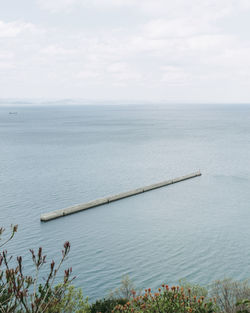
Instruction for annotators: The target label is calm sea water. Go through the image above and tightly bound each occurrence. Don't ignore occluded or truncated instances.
[0,104,250,300]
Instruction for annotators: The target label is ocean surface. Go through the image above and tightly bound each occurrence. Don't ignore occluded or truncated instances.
[0,104,250,300]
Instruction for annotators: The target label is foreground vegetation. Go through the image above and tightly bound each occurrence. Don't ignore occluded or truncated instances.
[0,225,249,313]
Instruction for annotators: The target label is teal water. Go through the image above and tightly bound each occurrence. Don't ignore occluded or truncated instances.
[0,104,250,300]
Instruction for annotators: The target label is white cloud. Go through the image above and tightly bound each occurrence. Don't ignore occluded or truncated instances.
[106,62,143,84]
[1,0,250,100]
[37,0,134,12]
[0,51,14,69]
[0,51,13,59]
[36,0,250,18]
[0,20,38,38]
[77,70,101,80]
[41,45,76,56]
[143,17,216,39]
[161,66,191,85]
[0,61,14,69]
[76,60,143,86]
[37,0,78,12]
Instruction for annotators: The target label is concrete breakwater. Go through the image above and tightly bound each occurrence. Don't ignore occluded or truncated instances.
[40,171,201,222]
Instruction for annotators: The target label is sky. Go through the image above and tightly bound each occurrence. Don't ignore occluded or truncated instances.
[1,0,250,103]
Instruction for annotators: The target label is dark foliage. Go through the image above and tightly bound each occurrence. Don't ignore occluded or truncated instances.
[90,298,128,313]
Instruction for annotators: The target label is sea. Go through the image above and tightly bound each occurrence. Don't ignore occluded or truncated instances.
[0,103,250,301]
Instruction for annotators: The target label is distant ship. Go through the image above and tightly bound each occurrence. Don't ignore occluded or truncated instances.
[9,112,18,114]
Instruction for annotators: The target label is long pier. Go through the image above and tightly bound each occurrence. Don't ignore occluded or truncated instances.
[40,171,201,222]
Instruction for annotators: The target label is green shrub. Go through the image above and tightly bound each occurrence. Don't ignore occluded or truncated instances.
[109,275,137,300]
[179,279,208,298]
[45,284,89,313]
[112,284,218,313]
[0,225,76,313]
[90,298,128,313]
[2,225,250,313]
[236,299,250,313]
[210,278,250,313]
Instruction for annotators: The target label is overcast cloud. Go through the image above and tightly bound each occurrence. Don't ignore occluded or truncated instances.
[1,0,250,102]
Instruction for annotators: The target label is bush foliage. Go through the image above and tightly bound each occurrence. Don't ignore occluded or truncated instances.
[210,278,250,313]
[90,298,128,313]
[1,225,250,313]
[0,225,88,313]
[112,285,217,313]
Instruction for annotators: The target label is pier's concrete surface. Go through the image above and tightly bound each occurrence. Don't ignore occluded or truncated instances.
[40,171,201,222]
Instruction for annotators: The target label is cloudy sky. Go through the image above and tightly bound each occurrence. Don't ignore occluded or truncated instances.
[1,0,250,103]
